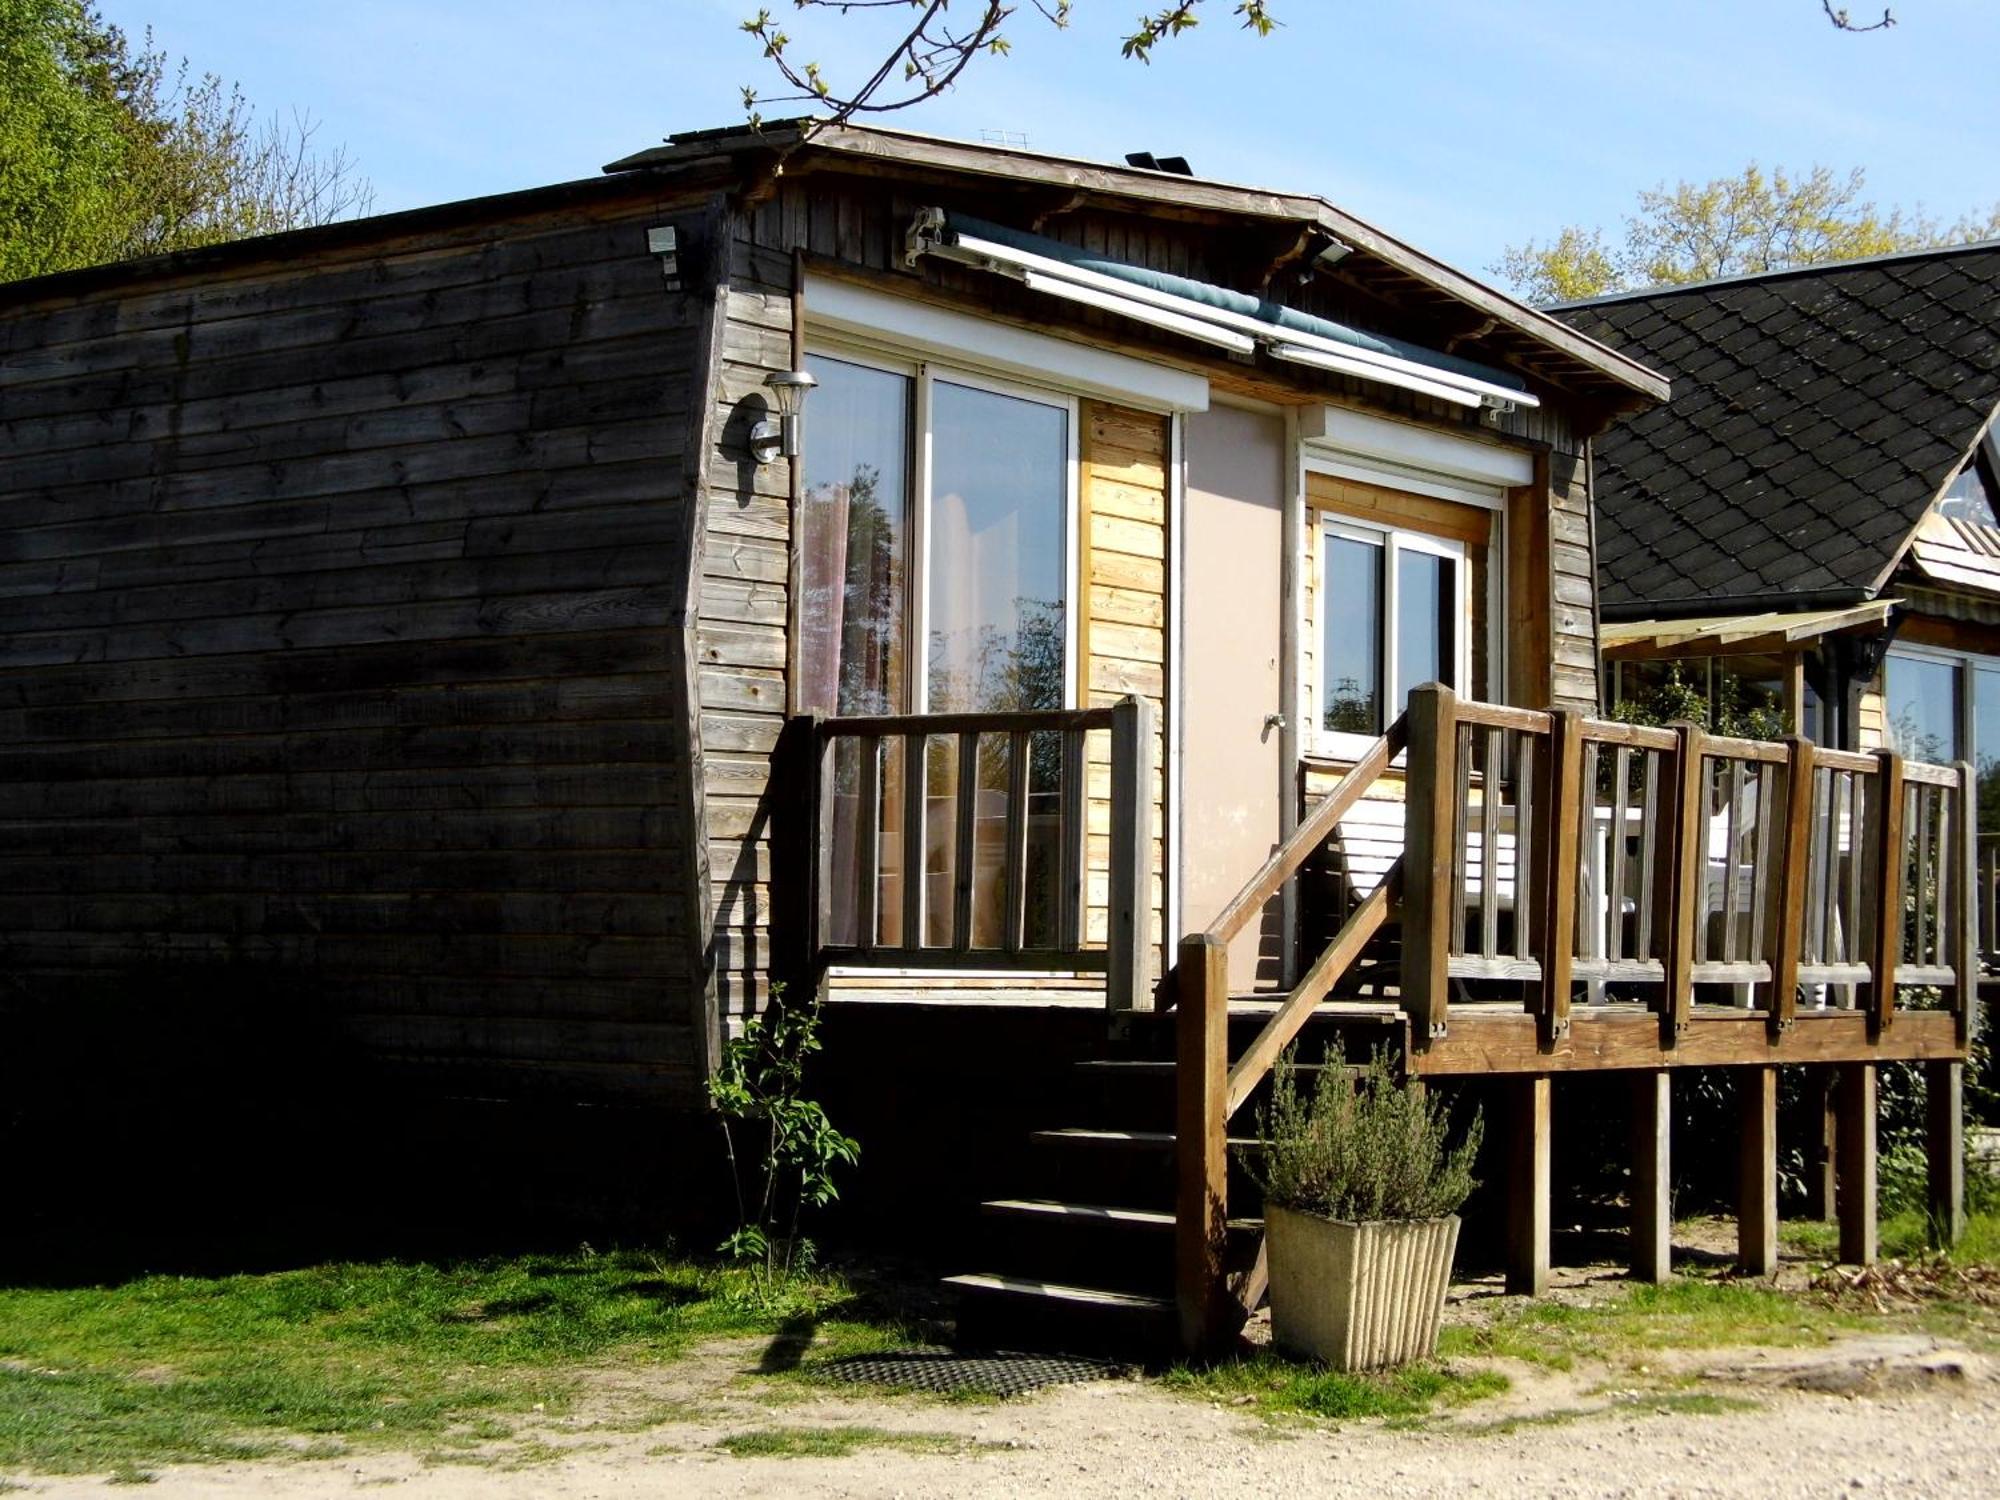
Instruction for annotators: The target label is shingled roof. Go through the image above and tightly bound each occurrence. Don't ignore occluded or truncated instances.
[1550,242,2000,618]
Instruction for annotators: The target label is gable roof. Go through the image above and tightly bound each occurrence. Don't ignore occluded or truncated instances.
[607,120,1668,411]
[1549,241,2000,617]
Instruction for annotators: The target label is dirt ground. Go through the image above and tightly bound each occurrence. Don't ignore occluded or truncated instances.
[12,1247,2000,1498]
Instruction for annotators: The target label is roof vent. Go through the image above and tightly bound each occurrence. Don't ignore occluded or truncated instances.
[1125,152,1192,176]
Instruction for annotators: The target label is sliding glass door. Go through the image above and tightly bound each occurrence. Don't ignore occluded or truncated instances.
[803,351,1075,952]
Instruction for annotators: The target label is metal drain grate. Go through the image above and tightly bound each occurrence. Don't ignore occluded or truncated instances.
[813,1347,1131,1399]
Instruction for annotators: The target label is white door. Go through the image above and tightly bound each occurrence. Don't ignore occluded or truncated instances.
[1181,405,1287,990]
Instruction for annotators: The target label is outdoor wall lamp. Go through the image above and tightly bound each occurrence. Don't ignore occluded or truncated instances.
[751,368,817,464]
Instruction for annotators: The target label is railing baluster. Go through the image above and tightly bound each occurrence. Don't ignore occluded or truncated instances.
[903,731,926,950]
[952,730,978,953]
[1868,751,1906,1034]
[1913,783,1932,969]
[1058,726,1086,950]
[1749,760,1776,984]
[1402,684,1457,1043]
[1003,730,1029,953]
[855,731,882,951]
[1609,745,1631,964]
[1934,783,1951,972]
[1663,724,1704,1042]
[1722,757,1745,964]
[1769,736,1815,1035]
[1482,726,1502,960]
[1514,733,1537,964]
[1452,723,1472,959]
[1540,710,1583,1046]
[1956,762,1978,1044]
[1579,739,1601,965]
[1107,695,1155,1013]
[1636,748,1661,960]
[1844,769,1864,971]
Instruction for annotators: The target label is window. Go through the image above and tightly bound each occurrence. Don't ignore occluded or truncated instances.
[800,350,1074,716]
[1318,515,1467,751]
[1885,645,2000,837]
[804,347,1078,952]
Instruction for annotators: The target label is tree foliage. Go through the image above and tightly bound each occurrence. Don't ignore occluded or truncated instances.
[0,0,372,283]
[741,1,1891,136]
[1498,163,2000,305]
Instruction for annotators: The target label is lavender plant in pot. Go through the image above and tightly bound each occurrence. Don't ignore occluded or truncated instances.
[1250,1048,1483,1371]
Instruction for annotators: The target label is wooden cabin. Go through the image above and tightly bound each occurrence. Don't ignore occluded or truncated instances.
[0,123,1976,1349]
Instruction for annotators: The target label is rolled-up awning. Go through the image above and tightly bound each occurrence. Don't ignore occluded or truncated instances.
[908,208,1538,412]
[1599,600,1897,660]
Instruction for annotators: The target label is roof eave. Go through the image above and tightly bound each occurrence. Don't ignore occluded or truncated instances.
[608,121,1670,406]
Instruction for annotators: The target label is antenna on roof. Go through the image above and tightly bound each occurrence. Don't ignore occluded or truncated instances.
[981,129,1029,148]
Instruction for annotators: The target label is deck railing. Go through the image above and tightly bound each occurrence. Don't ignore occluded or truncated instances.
[1174,683,1977,1353]
[806,697,1154,1010]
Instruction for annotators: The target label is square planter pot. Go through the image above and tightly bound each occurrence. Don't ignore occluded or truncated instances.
[1265,1207,1460,1371]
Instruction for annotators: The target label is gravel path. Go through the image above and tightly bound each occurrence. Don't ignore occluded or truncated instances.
[11,1330,1997,1499]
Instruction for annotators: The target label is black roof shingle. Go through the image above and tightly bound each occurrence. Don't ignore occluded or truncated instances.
[1552,243,2000,616]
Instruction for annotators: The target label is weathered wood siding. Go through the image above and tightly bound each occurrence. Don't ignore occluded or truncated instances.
[1081,400,1168,974]
[0,190,715,1106]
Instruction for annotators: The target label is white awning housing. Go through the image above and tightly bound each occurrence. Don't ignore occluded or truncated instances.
[912,210,1540,414]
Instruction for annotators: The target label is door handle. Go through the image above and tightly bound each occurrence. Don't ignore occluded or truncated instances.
[1264,713,1288,733]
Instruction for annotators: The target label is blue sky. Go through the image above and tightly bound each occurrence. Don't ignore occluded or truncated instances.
[120,0,2000,286]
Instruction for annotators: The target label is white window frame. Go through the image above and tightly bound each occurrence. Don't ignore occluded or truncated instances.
[808,338,1081,716]
[1316,513,1472,761]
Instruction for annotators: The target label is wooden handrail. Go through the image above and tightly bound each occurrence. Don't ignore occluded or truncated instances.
[822,706,1117,738]
[1224,860,1402,1119]
[1203,716,1407,947]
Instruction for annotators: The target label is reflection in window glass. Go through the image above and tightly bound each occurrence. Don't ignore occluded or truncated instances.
[1396,549,1455,705]
[926,380,1068,713]
[1323,534,1383,734]
[799,355,910,716]
[1887,653,1960,763]
[1940,462,2000,529]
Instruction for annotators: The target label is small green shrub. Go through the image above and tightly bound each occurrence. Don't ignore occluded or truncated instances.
[1249,1048,1483,1221]
[708,986,860,1299]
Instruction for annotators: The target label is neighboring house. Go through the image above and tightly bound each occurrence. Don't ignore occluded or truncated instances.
[1552,242,2000,950]
[0,123,1975,1352]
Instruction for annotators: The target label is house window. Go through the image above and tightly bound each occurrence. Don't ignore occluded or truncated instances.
[1885,644,2000,835]
[803,346,1077,953]
[800,350,1074,716]
[1319,516,1467,750]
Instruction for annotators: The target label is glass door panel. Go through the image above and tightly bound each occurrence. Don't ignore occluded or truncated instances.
[925,379,1069,713]
[800,354,911,716]
[1322,532,1384,734]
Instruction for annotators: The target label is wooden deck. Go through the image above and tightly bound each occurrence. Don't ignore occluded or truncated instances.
[802,686,1978,1355]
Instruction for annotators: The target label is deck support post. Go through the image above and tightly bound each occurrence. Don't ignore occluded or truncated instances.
[1401,684,1456,1046]
[1175,933,1231,1354]
[1927,1059,1965,1249]
[1737,1065,1779,1277]
[1835,1062,1878,1266]
[1506,1074,1552,1296]
[1631,1069,1672,1283]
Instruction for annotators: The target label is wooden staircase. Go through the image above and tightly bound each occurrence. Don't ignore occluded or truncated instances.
[944,1008,1402,1356]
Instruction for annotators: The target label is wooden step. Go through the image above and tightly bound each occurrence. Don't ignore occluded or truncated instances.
[1029,1127,1261,1150]
[943,1272,1173,1315]
[981,1198,1261,1233]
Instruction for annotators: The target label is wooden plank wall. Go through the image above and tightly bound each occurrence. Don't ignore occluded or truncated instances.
[0,192,713,1107]
[700,235,795,1025]
[1547,448,1600,709]
[1081,401,1169,979]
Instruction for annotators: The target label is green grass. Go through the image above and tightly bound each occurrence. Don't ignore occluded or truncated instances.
[1783,1208,2000,1264]
[0,1248,889,1478]
[715,1425,974,1459]
[1164,1354,1508,1422]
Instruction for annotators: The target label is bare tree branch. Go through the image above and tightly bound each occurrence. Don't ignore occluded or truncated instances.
[1821,2,1895,32]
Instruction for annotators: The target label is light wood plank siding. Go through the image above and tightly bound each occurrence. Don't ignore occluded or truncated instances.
[1081,401,1169,981]
[1547,448,1600,710]
[0,192,713,1106]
